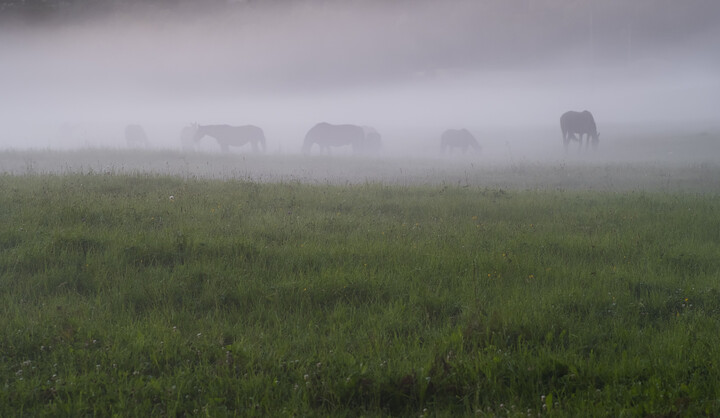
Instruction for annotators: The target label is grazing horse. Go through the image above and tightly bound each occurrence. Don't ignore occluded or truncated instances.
[441,129,481,153]
[560,110,599,151]
[359,126,382,155]
[302,122,382,155]
[125,124,149,148]
[193,124,266,153]
[180,124,198,151]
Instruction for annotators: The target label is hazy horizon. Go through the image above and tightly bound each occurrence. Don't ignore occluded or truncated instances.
[2,0,719,160]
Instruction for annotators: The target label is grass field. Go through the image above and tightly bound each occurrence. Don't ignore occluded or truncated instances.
[1,151,720,416]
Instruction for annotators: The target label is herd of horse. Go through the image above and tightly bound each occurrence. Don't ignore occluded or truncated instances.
[125,111,599,154]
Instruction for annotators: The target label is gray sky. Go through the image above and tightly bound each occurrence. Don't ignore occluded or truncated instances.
[1,0,719,153]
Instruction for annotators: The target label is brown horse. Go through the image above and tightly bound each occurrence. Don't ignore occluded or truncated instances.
[441,129,481,153]
[125,124,149,148]
[560,110,599,151]
[302,123,381,155]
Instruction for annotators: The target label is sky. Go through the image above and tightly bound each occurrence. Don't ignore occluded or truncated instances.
[1,0,719,155]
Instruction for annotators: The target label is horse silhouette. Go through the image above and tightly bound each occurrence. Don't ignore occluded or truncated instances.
[125,124,149,148]
[358,126,382,155]
[193,124,266,153]
[560,111,599,151]
[302,122,381,155]
[441,129,481,154]
[180,124,198,151]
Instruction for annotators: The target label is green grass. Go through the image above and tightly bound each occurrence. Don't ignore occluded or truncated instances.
[1,173,719,416]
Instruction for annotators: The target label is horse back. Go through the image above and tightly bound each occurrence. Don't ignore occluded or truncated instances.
[202,124,264,143]
[561,111,596,135]
[441,129,476,146]
[305,123,364,146]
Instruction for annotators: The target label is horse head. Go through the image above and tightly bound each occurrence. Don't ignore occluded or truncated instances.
[191,124,205,142]
[301,138,313,154]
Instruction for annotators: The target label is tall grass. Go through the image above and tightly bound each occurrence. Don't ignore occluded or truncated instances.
[1,173,719,416]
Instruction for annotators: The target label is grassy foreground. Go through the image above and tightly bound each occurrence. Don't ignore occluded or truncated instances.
[1,174,719,416]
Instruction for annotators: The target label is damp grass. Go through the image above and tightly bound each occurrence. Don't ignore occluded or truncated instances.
[1,173,719,416]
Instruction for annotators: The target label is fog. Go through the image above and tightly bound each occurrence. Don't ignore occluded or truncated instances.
[2,0,719,162]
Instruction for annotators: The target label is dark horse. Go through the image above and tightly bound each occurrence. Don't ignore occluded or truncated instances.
[125,124,149,148]
[193,124,266,152]
[560,110,599,151]
[441,129,481,154]
[302,122,381,155]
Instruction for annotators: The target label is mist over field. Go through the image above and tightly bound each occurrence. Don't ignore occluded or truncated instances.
[4,3,720,415]
[1,0,719,164]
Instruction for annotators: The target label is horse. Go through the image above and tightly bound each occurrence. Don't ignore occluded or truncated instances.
[358,126,382,155]
[302,122,382,155]
[560,110,599,151]
[441,129,481,154]
[193,124,266,153]
[180,124,198,151]
[125,124,149,148]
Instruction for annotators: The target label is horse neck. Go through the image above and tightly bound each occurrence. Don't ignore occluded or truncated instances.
[201,126,218,136]
[194,126,209,140]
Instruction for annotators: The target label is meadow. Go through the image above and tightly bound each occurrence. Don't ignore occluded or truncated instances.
[1,150,720,416]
